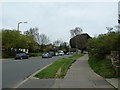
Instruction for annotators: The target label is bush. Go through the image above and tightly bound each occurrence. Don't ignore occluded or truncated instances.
[27,53,42,57]
[88,56,117,78]
[87,32,119,58]
[2,49,16,58]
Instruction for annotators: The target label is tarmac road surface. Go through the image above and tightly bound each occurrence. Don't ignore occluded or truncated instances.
[2,55,71,88]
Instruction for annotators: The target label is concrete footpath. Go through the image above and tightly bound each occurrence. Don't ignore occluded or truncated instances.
[106,78,119,89]
[18,54,117,89]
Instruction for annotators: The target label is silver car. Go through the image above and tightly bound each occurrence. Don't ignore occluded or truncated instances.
[42,53,52,58]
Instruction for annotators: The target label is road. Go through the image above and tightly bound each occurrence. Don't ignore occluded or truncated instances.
[2,55,71,88]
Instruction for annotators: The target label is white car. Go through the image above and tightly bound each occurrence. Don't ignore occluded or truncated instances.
[58,50,64,55]
[55,52,59,56]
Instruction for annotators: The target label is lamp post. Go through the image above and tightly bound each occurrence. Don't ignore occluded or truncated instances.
[17,22,28,31]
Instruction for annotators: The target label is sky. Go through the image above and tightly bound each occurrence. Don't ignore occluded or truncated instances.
[1,2,118,43]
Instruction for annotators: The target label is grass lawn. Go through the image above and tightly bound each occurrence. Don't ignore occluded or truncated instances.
[35,54,83,79]
[88,56,117,78]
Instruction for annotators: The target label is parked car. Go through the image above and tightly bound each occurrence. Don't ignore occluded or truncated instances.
[15,53,29,60]
[66,52,70,55]
[42,53,52,58]
[58,50,64,55]
[55,52,59,56]
[83,51,88,54]
[49,51,55,56]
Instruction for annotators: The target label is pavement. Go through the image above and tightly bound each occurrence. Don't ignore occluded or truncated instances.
[106,78,119,89]
[18,54,118,89]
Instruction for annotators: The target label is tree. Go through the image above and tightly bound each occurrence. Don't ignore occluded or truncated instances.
[39,34,50,45]
[59,42,69,53]
[70,27,82,38]
[2,30,22,57]
[70,33,91,53]
[2,30,20,49]
[106,27,113,33]
[70,27,83,53]
[87,31,120,58]
[24,27,40,45]
[52,39,63,52]
[2,29,39,57]
[53,39,63,47]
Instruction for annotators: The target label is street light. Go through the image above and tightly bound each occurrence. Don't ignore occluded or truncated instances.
[17,22,28,31]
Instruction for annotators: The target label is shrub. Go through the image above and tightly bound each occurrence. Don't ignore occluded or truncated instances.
[88,56,117,78]
[27,53,42,57]
[87,32,119,58]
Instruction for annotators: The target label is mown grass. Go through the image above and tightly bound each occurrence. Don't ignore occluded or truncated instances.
[35,54,83,79]
[88,57,117,78]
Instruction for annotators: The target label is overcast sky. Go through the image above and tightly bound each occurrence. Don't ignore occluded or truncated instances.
[1,2,118,43]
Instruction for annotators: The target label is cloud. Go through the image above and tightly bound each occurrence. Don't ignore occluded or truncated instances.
[2,2,118,42]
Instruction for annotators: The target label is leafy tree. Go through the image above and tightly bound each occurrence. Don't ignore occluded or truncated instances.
[70,27,83,53]
[2,30,20,49]
[87,31,120,58]
[70,33,91,53]
[2,29,39,57]
[2,30,21,57]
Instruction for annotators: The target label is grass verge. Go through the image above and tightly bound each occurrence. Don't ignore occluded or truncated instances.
[35,54,83,79]
[88,56,117,78]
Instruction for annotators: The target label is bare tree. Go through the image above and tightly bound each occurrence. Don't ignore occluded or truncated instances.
[114,25,120,34]
[39,34,50,45]
[53,39,63,47]
[70,27,82,38]
[70,29,75,38]
[24,27,40,45]
[106,27,113,33]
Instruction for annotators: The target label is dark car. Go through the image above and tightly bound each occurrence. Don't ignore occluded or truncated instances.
[15,53,29,60]
[42,53,52,58]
